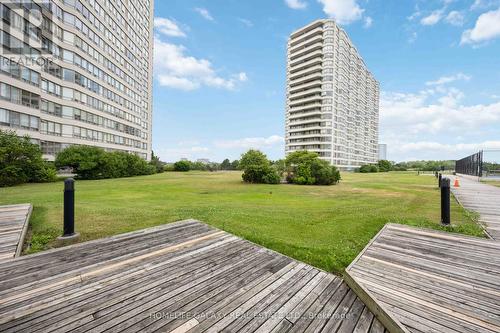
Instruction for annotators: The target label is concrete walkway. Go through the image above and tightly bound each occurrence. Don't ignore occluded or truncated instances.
[450,176,500,240]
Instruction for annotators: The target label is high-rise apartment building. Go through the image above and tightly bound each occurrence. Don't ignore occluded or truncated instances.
[285,19,379,169]
[0,0,153,160]
[378,143,387,161]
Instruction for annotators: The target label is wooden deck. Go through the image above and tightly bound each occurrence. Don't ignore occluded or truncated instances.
[450,176,500,239]
[0,219,388,333]
[345,223,500,333]
[0,204,32,262]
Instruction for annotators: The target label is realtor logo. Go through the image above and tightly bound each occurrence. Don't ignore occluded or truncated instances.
[1,0,53,57]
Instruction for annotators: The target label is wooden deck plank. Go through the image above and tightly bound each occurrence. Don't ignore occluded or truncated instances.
[0,220,385,333]
[0,204,31,262]
[346,223,500,333]
[450,176,500,240]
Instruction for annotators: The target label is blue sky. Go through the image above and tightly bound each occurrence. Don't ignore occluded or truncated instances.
[152,0,500,162]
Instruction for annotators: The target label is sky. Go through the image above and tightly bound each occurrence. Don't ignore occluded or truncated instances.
[152,0,500,163]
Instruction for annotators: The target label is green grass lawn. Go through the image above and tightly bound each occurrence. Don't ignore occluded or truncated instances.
[0,171,483,274]
[483,180,500,187]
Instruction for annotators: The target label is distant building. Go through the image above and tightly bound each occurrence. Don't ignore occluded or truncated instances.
[285,19,379,170]
[197,158,210,164]
[378,144,387,160]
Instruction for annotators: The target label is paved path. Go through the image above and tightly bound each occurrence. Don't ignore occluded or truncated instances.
[0,220,389,333]
[0,204,32,262]
[346,223,500,333]
[450,176,500,240]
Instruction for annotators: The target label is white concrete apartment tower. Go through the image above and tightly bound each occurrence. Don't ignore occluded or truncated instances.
[285,19,379,169]
[0,0,154,160]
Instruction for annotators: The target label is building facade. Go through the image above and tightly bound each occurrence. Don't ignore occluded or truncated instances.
[285,19,379,170]
[0,0,153,160]
[378,143,387,160]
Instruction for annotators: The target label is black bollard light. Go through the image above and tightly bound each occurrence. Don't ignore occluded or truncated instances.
[441,178,451,226]
[59,178,79,240]
[438,173,442,188]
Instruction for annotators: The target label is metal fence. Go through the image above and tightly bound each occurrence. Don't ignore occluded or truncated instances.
[455,151,483,177]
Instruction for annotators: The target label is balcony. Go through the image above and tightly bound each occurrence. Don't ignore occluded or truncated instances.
[289,50,323,67]
[289,95,322,107]
[288,72,322,86]
[290,26,323,45]
[289,34,323,53]
[289,102,322,113]
[289,42,323,61]
[289,80,322,94]
[288,57,323,74]
[288,87,322,99]
[288,65,322,81]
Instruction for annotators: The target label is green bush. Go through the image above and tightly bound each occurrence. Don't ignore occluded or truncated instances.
[359,164,379,173]
[285,151,340,185]
[310,159,341,185]
[55,145,155,180]
[377,160,393,172]
[239,150,280,184]
[149,152,164,173]
[163,164,175,172]
[173,160,191,171]
[0,130,56,186]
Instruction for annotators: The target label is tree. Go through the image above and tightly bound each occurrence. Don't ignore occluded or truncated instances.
[239,150,269,170]
[231,159,240,170]
[377,160,393,172]
[239,150,280,184]
[0,130,56,186]
[149,151,164,173]
[284,151,340,185]
[220,159,231,170]
[173,160,191,172]
[56,146,107,179]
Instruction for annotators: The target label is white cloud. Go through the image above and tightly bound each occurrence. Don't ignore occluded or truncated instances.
[471,0,500,10]
[420,10,444,26]
[363,16,373,28]
[157,145,211,162]
[237,72,248,82]
[154,18,186,37]
[285,0,308,10]
[425,73,471,86]
[214,135,284,149]
[154,38,247,91]
[317,0,364,25]
[445,11,465,26]
[380,87,500,160]
[408,31,418,43]
[194,7,214,21]
[237,18,254,27]
[391,141,500,161]
[461,8,500,45]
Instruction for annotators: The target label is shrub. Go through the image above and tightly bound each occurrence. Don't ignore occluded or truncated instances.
[163,164,175,172]
[285,151,340,185]
[310,159,341,185]
[55,145,155,180]
[239,150,280,184]
[377,160,393,172]
[359,164,379,173]
[173,160,191,172]
[149,152,164,173]
[0,130,56,186]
